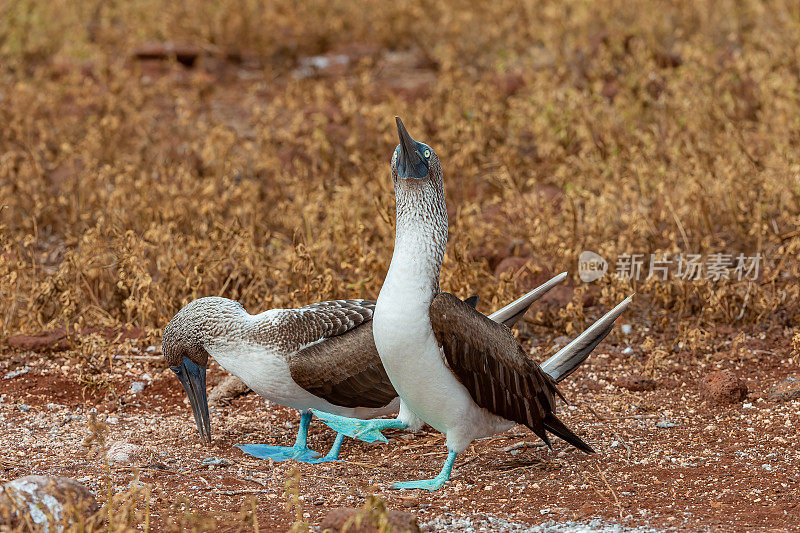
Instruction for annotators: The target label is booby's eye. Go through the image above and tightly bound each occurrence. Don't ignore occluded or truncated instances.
[423,149,431,158]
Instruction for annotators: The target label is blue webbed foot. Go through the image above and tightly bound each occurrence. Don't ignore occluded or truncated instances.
[391,450,457,491]
[391,477,449,491]
[236,411,322,462]
[235,443,321,463]
[311,410,406,443]
[307,433,345,463]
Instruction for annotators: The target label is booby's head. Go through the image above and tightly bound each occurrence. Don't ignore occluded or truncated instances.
[162,297,244,444]
[391,116,440,182]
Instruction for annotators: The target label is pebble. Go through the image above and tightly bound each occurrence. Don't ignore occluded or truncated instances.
[621,324,632,335]
[767,378,800,401]
[4,365,31,379]
[320,507,421,533]
[18,404,31,412]
[656,420,678,429]
[552,336,571,347]
[106,441,144,464]
[201,457,233,467]
[130,381,146,394]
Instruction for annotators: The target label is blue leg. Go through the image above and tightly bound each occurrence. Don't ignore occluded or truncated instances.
[236,411,321,462]
[308,432,345,463]
[391,450,458,491]
[311,409,407,443]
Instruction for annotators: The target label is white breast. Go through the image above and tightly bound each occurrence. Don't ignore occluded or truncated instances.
[374,273,512,452]
[206,340,314,410]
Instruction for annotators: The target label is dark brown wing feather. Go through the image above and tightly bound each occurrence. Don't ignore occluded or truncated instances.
[286,300,396,409]
[430,292,594,453]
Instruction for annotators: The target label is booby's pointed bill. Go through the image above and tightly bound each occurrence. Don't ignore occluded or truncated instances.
[171,357,211,444]
[487,272,568,327]
[540,294,634,382]
[395,116,428,179]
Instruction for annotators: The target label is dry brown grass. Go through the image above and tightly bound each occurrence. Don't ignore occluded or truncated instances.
[1,1,798,344]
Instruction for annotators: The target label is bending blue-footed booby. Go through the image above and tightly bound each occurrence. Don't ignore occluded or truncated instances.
[314,117,632,489]
[162,274,567,463]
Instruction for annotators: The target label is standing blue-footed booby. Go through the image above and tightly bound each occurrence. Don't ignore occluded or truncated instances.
[314,117,632,490]
[163,273,567,463]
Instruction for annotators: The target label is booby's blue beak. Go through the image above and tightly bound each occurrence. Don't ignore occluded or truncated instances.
[395,116,429,179]
[171,357,211,444]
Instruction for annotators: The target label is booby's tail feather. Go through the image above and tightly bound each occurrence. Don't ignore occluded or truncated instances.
[488,272,568,328]
[543,412,595,454]
[540,294,634,383]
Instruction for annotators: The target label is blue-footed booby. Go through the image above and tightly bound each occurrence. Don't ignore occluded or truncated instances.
[162,274,567,463]
[314,117,632,489]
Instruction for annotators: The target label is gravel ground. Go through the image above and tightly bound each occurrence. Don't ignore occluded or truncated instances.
[1,326,798,531]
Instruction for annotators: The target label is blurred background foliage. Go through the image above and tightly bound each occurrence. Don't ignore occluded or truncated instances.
[0,0,798,340]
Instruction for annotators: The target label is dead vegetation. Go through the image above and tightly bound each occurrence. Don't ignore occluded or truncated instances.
[2,0,798,339]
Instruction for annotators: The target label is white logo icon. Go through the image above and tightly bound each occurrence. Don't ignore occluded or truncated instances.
[578,251,608,282]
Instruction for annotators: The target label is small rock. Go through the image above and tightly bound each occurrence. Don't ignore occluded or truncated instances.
[541,285,574,308]
[130,381,146,394]
[700,370,748,404]
[132,41,205,67]
[208,375,251,405]
[615,377,657,392]
[622,346,633,354]
[494,256,553,292]
[621,324,632,335]
[106,441,146,465]
[468,246,511,271]
[4,365,30,379]
[320,507,420,533]
[654,49,683,68]
[201,457,233,467]
[18,404,31,412]
[656,420,678,429]
[7,330,70,352]
[400,496,419,508]
[551,336,571,348]
[0,475,98,531]
[767,378,800,401]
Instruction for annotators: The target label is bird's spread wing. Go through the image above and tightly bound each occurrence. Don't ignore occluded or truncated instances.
[286,300,396,409]
[429,292,593,453]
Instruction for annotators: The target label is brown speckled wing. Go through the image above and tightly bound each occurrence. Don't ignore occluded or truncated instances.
[287,300,396,409]
[430,292,594,453]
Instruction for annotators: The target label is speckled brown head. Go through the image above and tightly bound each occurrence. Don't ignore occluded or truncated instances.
[162,297,242,444]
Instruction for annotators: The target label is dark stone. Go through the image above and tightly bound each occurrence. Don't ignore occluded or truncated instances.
[208,375,251,405]
[320,507,420,533]
[767,378,800,401]
[615,377,657,392]
[699,370,748,404]
[7,329,70,352]
[132,42,205,67]
[494,257,552,291]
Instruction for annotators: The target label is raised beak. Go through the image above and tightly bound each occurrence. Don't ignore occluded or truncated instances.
[172,357,211,444]
[395,116,428,179]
